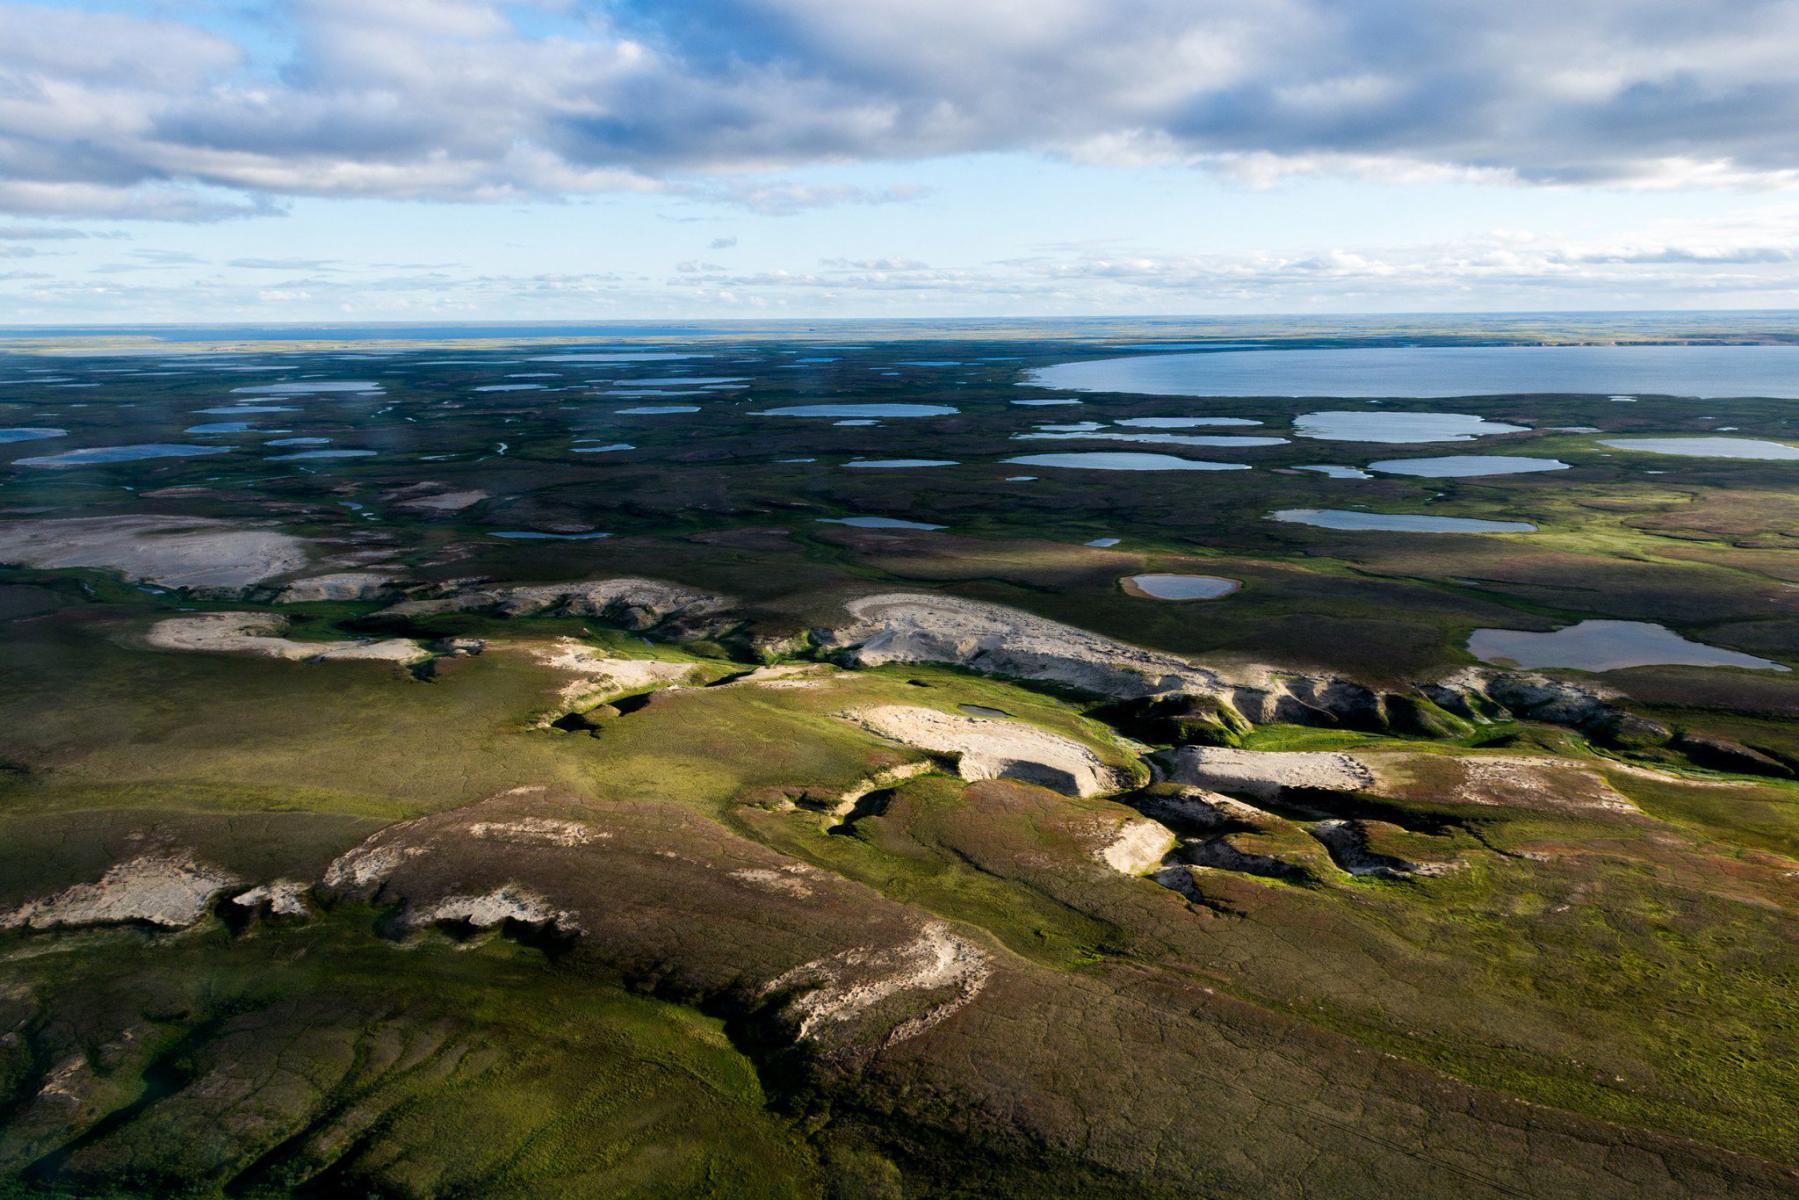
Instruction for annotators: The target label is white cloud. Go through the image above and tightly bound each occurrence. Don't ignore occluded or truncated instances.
[1,0,1797,220]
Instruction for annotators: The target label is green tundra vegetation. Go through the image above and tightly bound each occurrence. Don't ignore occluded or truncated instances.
[0,321,1795,1198]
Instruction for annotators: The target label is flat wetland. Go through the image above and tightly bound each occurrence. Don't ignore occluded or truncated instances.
[2,315,1798,1200]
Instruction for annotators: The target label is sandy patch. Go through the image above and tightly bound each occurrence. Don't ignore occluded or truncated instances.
[467,817,604,847]
[527,638,702,707]
[0,515,310,590]
[231,879,312,917]
[721,663,839,689]
[1155,746,1373,800]
[826,593,1220,700]
[147,612,429,664]
[4,854,240,930]
[1098,817,1177,874]
[271,572,400,603]
[391,487,489,512]
[763,922,991,1047]
[406,885,581,935]
[729,865,818,898]
[844,704,1128,797]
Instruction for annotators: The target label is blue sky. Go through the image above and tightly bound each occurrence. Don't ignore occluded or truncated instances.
[2,0,1798,322]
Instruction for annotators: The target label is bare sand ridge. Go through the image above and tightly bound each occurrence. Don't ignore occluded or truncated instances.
[405,886,581,936]
[827,592,1219,699]
[844,704,1128,797]
[1155,746,1374,800]
[1097,817,1177,874]
[271,571,401,602]
[230,880,312,917]
[762,922,992,1047]
[383,578,727,630]
[3,855,240,930]
[527,638,704,707]
[0,515,310,590]
[147,612,428,664]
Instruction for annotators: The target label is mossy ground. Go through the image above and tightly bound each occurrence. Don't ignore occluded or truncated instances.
[2,333,1797,1195]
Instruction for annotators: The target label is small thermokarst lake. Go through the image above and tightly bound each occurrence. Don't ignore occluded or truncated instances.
[1122,573,1240,600]
[1468,620,1788,672]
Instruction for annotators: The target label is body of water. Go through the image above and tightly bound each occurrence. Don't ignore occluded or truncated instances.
[0,427,66,443]
[1123,574,1240,600]
[1294,411,1529,442]
[1469,620,1787,672]
[1599,436,1799,460]
[759,403,957,418]
[818,516,946,530]
[1366,455,1569,477]
[1026,346,1799,398]
[1272,508,1536,533]
[1003,451,1250,471]
[15,443,221,466]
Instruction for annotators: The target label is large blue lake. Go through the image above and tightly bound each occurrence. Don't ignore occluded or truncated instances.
[1025,346,1799,399]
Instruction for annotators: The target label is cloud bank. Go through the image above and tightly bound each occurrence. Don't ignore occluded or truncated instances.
[3,0,1798,219]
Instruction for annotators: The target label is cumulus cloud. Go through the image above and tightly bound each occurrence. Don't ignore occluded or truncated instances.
[2,0,1798,220]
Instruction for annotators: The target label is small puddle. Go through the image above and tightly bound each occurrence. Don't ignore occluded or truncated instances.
[958,703,1011,718]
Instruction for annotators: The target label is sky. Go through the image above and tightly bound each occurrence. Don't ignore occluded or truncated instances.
[2,0,1798,323]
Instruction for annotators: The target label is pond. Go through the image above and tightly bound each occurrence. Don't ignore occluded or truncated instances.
[817,516,946,530]
[573,442,634,453]
[530,352,701,362]
[1468,620,1788,672]
[1271,508,1536,533]
[14,443,223,467]
[1114,416,1262,428]
[489,531,613,540]
[1024,345,1799,398]
[185,422,256,433]
[1598,437,1799,461]
[1294,411,1530,443]
[0,428,66,443]
[232,380,383,395]
[1297,464,1372,479]
[268,449,378,460]
[845,459,958,468]
[1366,455,1569,477]
[616,405,700,415]
[1002,452,1250,472]
[758,403,959,418]
[1014,431,1287,448]
[1122,574,1240,600]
